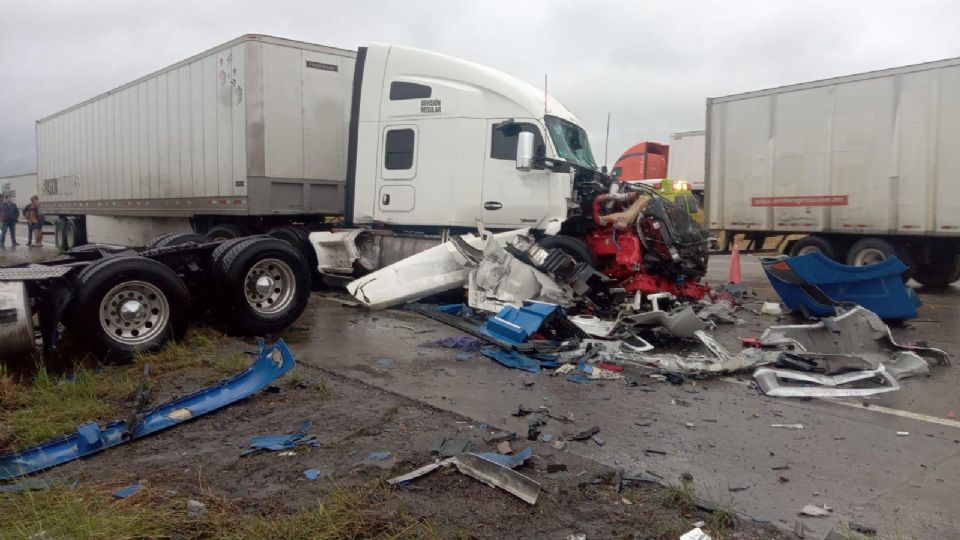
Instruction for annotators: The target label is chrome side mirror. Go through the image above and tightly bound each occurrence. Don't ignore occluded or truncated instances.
[516,131,534,171]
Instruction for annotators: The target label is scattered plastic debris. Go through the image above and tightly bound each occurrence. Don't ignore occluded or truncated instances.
[474,447,533,469]
[760,302,782,316]
[799,503,832,517]
[679,527,713,540]
[303,469,329,480]
[896,431,910,437]
[112,482,143,499]
[245,421,313,455]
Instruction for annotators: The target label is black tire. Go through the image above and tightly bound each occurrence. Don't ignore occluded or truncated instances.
[150,232,209,249]
[146,233,175,248]
[913,254,960,288]
[268,226,319,285]
[207,237,255,274]
[789,235,836,260]
[206,223,249,241]
[213,237,310,335]
[54,219,68,252]
[539,234,596,267]
[846,237,897,267]
[70,256,191,361]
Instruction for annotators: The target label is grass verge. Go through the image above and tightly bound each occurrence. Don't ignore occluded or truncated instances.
[0,481,442,540]
[1,327,252,451]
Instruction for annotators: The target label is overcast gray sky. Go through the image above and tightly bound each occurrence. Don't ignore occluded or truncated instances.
[1,0,959,177]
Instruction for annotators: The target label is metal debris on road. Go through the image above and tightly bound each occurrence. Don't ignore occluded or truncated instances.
[770,423,804,430]
[387,452,541,505]
[754,365,901,398]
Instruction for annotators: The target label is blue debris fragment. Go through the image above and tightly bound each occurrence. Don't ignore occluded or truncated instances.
[377,357,393,367]
[481,347,541,373]
[0,340,296,481]
[304,469,321,480]
[762,253,921,319]
[245,420,313,454]
[485,302,560,344]
[112,483,142,498]
[566,375,592,384]
[362,451,392,464]
[454,351,473,361]
[473,446,533,469]
[540,433,556,443]
[422,336,484,350]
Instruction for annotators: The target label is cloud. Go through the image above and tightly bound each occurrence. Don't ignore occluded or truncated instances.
[1,0,958,176]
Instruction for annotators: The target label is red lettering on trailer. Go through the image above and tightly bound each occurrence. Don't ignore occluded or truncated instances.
[751,195,848,207]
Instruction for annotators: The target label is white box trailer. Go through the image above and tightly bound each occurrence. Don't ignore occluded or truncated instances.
[37,35,356,235]
[666,130,705,194]
[0,173,39,221]
[706,56,960,286]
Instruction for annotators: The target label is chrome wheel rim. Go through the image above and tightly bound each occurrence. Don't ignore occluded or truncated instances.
[99,280,169,345]
[853,248,886,266]
[796,245,822,256]
[244,258,295,314]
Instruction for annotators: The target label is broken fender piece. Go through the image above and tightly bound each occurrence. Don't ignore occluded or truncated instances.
[0,340,295,480]
[754,365,900,398]
[625,306,705,338]
[473,447,533,469]
[387,453,541,504]
[466,233,575,313]
[348,229,528,309]
[760,306,950,365]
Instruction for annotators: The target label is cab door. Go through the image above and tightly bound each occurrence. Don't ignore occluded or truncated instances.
[375,125,418,218]
[481,120,552,228]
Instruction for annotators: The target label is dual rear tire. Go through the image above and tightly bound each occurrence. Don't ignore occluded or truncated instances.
[70,236,310,360]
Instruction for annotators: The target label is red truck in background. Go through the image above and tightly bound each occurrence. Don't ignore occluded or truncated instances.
[610,142,669,181]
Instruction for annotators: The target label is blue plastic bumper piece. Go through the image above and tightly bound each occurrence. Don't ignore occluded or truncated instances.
[0,339,295,480]
[485,302,561,344]
[761,253,920,320]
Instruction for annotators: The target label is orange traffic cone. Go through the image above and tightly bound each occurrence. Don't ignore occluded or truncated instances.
[728,238,742,284]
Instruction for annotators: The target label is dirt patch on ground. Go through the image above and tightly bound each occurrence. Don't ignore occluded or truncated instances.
[4,355,787,539]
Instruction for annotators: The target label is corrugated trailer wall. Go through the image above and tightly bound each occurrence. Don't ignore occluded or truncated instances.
[707,58,960,237]
[37,41,248,212]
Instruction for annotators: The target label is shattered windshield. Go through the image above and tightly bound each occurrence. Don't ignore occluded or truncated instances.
[545,115,597,170]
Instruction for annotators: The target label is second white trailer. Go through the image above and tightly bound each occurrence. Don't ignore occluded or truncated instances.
[707,56,960,286]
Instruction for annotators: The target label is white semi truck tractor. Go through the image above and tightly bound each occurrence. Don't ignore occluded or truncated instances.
[0,35,608,360]
[6,34,713,360]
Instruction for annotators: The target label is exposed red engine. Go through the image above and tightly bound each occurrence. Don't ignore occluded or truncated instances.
[583,190,711,300]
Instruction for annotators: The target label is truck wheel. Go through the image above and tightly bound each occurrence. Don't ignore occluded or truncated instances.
[789,236,835,260]
[54,219,69,252]
[912,254,960,288]
[213,237,310,335]
[846,237,896,267]
[206,224,248,241]
[71,256,191,361]
[539,234,597,267]
[150,233,209,248]
[268,226,319,285]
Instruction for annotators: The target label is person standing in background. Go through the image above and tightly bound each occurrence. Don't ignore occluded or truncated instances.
[0,195,19,247]
[23,195,43,247]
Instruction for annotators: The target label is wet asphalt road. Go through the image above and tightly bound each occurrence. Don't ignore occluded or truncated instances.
[292,254,959,539]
